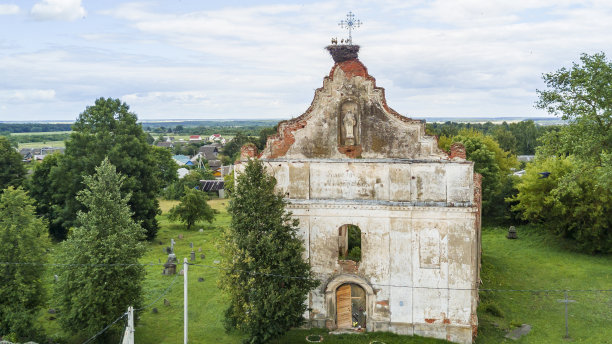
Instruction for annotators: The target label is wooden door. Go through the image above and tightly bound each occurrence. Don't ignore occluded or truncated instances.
[336,284,352,329]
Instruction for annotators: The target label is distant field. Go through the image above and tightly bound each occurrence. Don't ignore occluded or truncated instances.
[11,131,72,136]
[18,140,65,149]
[152,134,235,142]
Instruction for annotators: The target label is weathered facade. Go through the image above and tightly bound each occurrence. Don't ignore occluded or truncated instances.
[238,45,481,344]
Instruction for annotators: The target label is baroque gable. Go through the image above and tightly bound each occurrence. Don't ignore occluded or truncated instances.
[261,48,448,160]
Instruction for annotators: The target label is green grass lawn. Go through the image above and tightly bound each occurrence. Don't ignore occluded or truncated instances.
[36,202,611,344]
[476,226,612,344]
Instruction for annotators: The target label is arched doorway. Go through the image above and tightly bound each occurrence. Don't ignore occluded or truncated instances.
[336,283,366,329]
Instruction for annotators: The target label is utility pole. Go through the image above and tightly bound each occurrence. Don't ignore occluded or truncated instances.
[184,257,188,344]
[122,306,134,344]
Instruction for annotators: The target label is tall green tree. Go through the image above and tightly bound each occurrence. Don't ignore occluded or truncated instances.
[151,145,179,191]
[44,98,164,240]
[512,156,612,253]
[222,131,257,163]
[162,168,214,200]
[536,52,612,162]
[0,187,49,341]
[221,159,318,344]
[54,159,146,338]
[445,129,519,221]
[0,137,26,191]
[508,120,540,155]
[492,126,518,154]
[512,53,612,252]
[168,188,216,230]
[28,153,67,240]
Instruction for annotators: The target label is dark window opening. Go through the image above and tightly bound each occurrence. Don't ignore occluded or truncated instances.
[339,224,361,262]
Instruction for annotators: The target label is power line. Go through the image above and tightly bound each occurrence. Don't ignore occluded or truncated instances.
[187,262,317,280]
[0,261,165,267]
[80,312,127,344]
[135,272,181,311]
[2,261,611,293]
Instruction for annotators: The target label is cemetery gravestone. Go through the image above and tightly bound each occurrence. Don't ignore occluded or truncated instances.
[507,226,518,239]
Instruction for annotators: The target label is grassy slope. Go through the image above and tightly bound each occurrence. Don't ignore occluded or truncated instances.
[476,226,612,344]
[135,199,244,344]
[37,202,611,344]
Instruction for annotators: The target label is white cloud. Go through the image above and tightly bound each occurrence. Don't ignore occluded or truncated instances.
[122,91,210,105]
[5,1,612,120]
[0,89,56,102]
[0,4,19,15]
[30,0,86,21]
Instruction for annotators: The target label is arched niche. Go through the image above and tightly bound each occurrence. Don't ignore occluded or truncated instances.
[338,100,360,147]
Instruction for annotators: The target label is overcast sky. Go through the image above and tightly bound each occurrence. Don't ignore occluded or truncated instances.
[1,0,611,121]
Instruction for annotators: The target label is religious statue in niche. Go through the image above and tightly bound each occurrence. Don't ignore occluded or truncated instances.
[340,101,359,146]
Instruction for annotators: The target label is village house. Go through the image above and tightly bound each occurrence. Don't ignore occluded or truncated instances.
[155,141,174,149]
[189,135,202,142]
[208,133,227,145]
[237,44,481,344]
[172,154,194,166]
[19,147,65,162]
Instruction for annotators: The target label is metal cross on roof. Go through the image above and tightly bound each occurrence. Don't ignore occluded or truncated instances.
[338,11,362,45]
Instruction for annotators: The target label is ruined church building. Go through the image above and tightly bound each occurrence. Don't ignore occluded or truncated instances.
[239,44,482,344]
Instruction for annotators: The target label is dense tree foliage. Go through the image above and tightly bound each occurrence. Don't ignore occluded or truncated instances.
[536,52,612,163]
[172,142,205,156]
[442,129,519,221]
[1,132,70,145]
[0,137,26,191]
[0,123,72,133]
[218,126,276,165]
[151,146,179,191]
[28,153,66,240]
[168,188,216,230]
[256,126,277,151]
[512,156,612,253]
[221,159,318,344]
[223,171,235,197]
[54,159,146,338]
[143,120,276,136]
[0,187,49,341]
[36,98,165,240]
[162,168,214,200]
[513,53,612,253]
[428,120,553,155]
[221,132,258,163]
